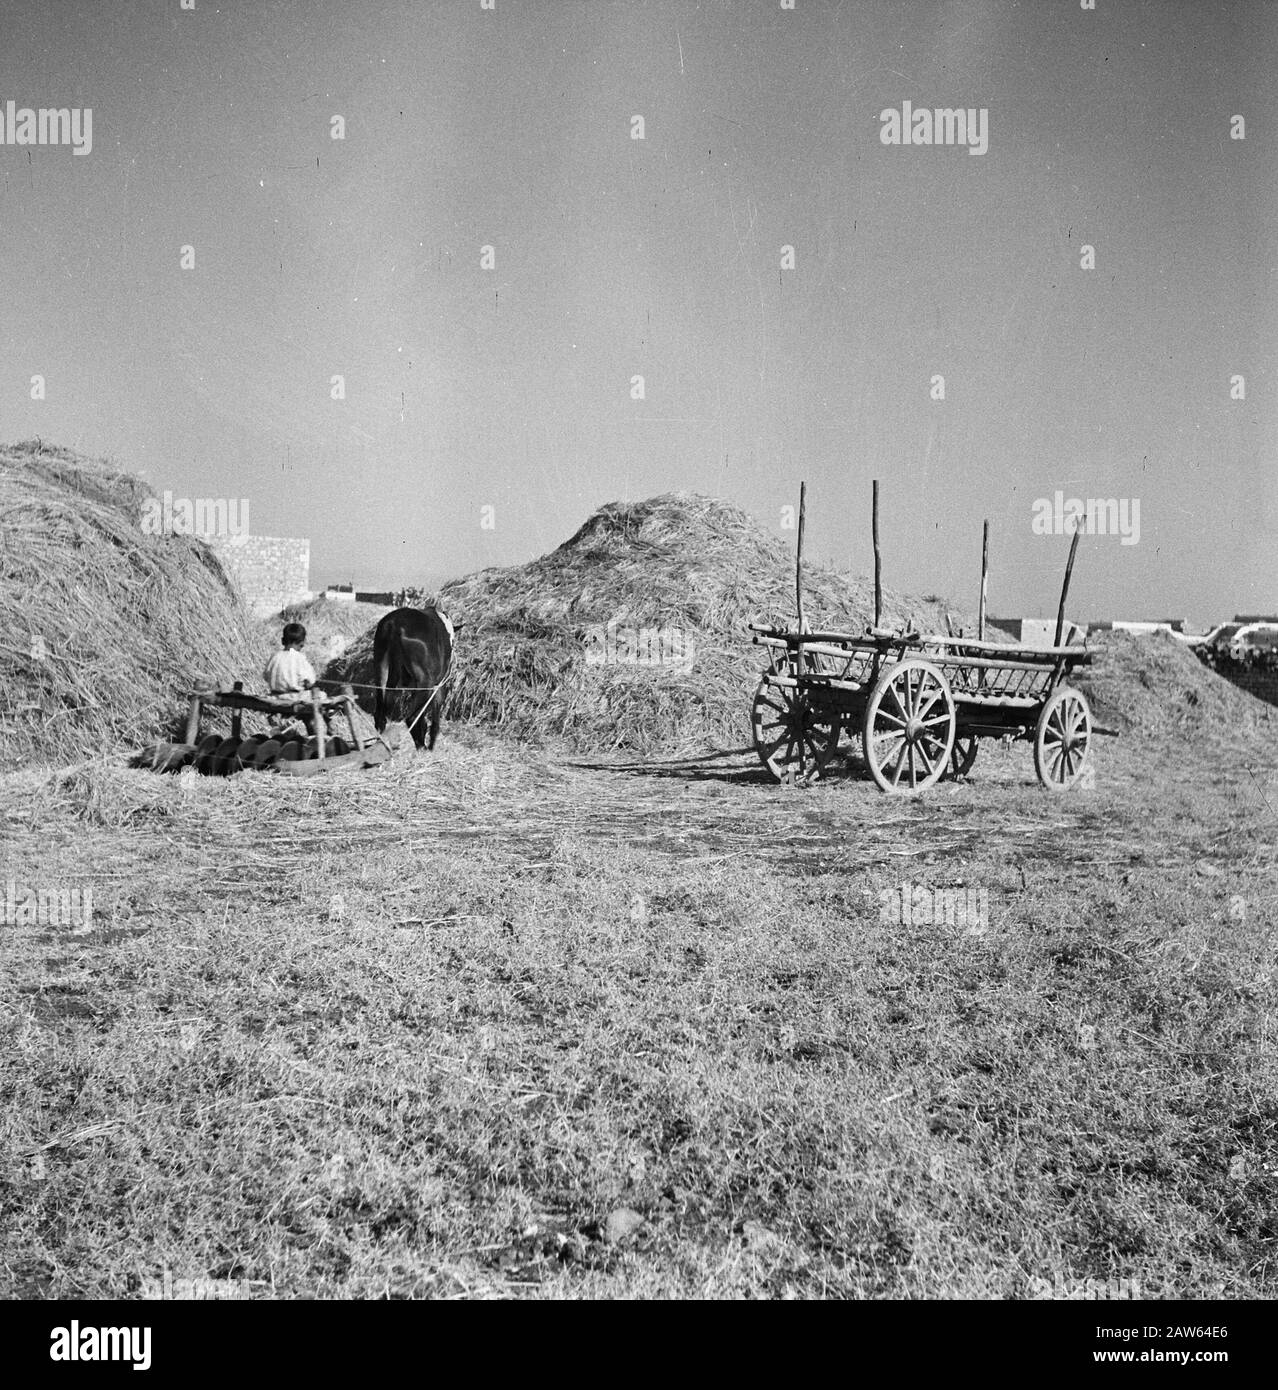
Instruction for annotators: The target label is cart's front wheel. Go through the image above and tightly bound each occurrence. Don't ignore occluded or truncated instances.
[861,658,955,793]
[1034,687,1092,790]
[751,675,840,783]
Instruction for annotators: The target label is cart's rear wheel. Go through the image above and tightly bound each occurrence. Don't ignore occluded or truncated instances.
[751,675,841,783]
[943,734,979,781]
[862,658,955,793]
[1034,687,1092,790]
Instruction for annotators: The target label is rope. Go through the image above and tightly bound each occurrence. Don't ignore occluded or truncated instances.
[268,661,454,737]
[373,653,455,736]
[318,672,452,694]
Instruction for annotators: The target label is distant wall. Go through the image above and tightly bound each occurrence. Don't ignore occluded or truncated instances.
[207,534,311,618]
[1089,619,1187,634]
[989,617,1086,645]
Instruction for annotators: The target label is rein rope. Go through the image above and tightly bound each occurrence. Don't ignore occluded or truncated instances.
[370,652,455,737]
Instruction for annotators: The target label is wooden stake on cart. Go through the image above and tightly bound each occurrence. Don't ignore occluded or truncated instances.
[794,481,807,778]
[872,479,883,628]
[1054,525,1082,648]
[978,520,989,641]
[795,480,807,633]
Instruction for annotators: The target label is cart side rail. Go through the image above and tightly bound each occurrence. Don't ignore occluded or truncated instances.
[750,621,1092,665]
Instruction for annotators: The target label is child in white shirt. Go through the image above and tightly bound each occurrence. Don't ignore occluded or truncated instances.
[264,622,317,694]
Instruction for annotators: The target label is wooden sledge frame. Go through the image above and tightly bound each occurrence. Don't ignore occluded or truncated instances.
[168,681,392,775]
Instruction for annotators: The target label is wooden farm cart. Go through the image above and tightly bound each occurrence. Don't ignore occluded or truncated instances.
[748,481,1097,793]
[136,682,393,776]
[748,624,1094,791]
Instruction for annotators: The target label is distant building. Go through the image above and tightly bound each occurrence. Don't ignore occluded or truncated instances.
[207,534,311,618]
[320,585,395,605]
[988,617,1086,646]
[1088,619,1187,635]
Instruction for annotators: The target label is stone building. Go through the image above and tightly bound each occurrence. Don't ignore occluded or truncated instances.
[206,534,312,618]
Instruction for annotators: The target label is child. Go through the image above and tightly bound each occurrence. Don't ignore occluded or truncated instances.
[263,622,317,694]
[263,621,336,739]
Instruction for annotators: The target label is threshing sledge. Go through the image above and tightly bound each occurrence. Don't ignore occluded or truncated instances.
[750,483,1097,793]
[137,683,392,776]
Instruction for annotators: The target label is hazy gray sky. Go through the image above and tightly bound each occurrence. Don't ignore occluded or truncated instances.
[1,0,1274,623]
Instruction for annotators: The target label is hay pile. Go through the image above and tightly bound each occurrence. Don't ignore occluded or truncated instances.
[0,440,270,769]
[1076,631,1275,740]
[275,596,393,664]
[323,492,978,754]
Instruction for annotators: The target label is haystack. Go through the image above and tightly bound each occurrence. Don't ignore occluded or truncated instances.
[276,596,393,664]
[1076,630,1273,739]
[0,440,269,769]
[322,492,979,754]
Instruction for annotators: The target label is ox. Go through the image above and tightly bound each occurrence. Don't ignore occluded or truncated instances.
[373,606,460,752]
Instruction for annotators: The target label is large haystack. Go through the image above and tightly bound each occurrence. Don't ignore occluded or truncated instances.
[0,440,270,769]
[1077,630,1274,739]
[323,492,979,754]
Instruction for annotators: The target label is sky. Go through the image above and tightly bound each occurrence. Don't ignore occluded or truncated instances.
[1,0,1274,624]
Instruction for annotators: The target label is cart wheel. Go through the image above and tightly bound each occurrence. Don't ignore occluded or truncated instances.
[751,675,841,783]
[861,658,955,793]
[1034,687,1092,790]
[943,734,979,781]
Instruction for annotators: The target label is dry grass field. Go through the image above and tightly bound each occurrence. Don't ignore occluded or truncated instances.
[3,444,1275,1301]
[2,720,1275,1300]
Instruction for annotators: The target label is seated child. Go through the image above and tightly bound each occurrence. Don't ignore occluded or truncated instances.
[264,622,317,694]
[263,623,327,736]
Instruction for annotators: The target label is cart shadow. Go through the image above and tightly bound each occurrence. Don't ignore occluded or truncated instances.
[566,746,883,787]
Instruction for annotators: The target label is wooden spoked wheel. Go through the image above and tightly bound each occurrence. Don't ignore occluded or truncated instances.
[861,659,956,793]
[1034,687,1092,790]
[751,675,841,783]
[943,734,979,781]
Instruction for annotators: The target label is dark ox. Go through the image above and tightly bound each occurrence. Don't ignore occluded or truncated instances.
[373,606,460,751]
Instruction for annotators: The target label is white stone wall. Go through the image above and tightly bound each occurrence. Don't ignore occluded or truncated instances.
[207,534,311,618]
